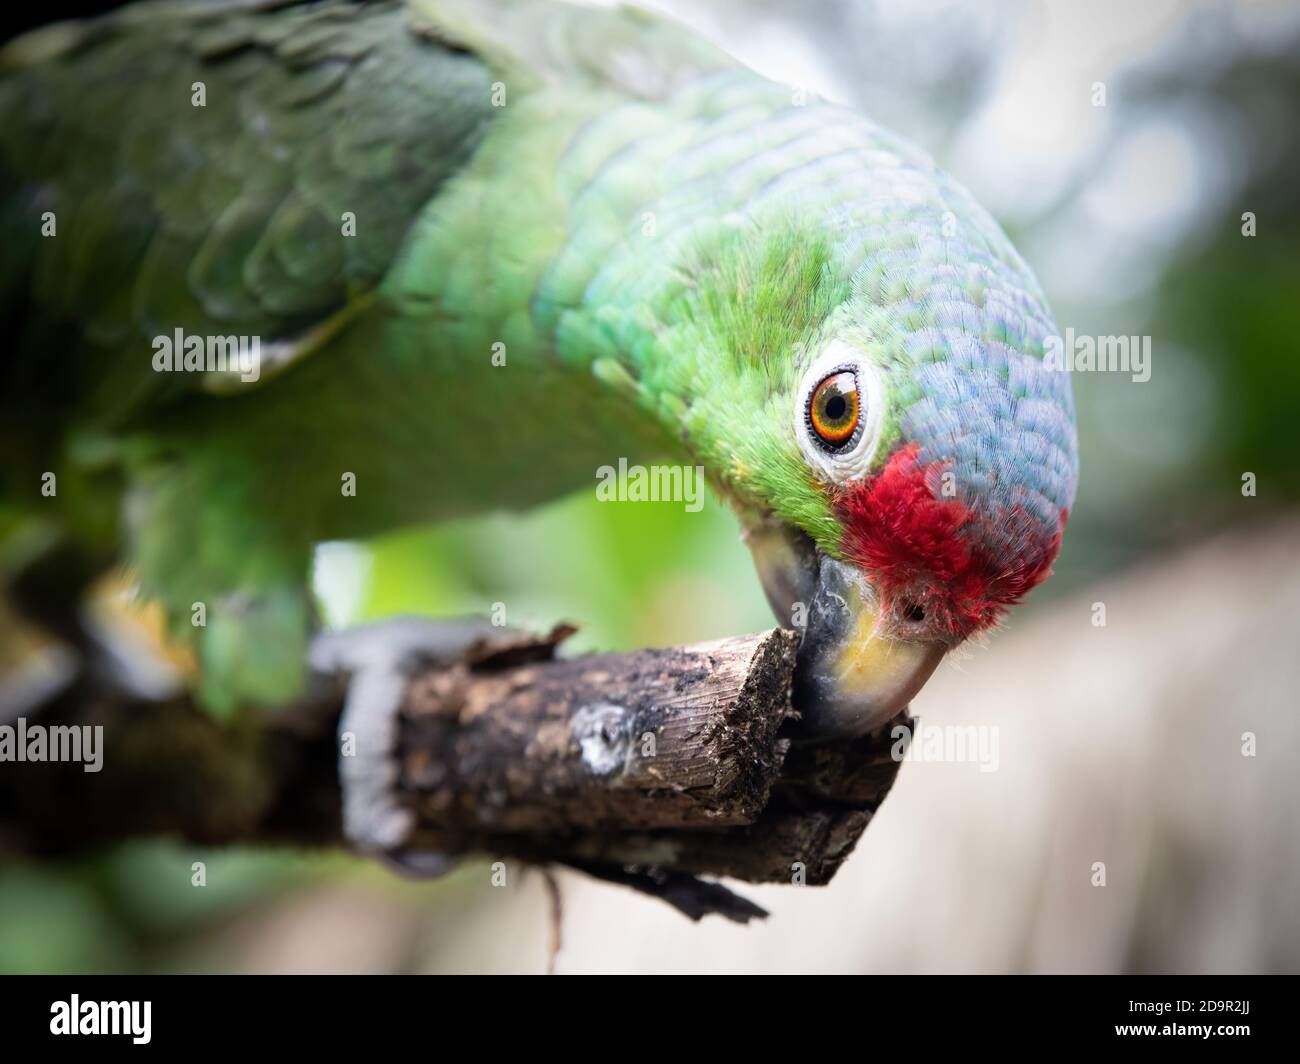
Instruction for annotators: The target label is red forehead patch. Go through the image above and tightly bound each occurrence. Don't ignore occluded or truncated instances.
[834,443,1066,640]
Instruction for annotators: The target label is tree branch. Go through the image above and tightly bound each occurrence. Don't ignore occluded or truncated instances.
[0,626,908,922]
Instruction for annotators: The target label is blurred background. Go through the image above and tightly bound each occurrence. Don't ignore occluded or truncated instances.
[2,0,1298,973]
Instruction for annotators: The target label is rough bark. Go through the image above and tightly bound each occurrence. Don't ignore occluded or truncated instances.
[0,626,908,922]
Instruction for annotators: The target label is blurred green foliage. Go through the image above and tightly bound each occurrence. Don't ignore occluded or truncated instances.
[357,491,772,650]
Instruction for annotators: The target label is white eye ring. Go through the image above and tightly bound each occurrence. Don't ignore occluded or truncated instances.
[794,339,886,484]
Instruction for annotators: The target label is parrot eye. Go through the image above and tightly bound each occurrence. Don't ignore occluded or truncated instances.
[808,371,860,450]
[794,340,887,484]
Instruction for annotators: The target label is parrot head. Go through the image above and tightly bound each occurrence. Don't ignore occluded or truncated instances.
[680,200,1078,739]
[560,93,1078,739]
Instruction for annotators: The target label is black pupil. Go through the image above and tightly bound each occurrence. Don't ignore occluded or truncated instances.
[824,394,847,421]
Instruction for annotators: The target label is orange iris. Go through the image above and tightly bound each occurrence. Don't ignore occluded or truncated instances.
[809,371,859,446]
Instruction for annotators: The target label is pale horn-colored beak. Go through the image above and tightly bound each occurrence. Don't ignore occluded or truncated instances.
[746,521,946,740]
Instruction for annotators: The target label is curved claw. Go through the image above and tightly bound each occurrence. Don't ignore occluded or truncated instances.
[311,616,510,860]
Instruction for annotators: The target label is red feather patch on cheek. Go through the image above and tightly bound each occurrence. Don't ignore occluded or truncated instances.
[835,443,1065,640]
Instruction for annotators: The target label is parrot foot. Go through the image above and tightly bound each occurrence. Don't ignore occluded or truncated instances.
[309,616,514,868]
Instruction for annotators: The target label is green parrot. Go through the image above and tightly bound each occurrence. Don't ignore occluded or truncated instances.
[0,0,1077,855]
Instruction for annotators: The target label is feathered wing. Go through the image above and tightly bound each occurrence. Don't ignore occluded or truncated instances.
[0,0,497,433]
[0,0,738,710]
[0,0,504,708]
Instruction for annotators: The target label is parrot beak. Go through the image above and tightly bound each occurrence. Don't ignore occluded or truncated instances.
[746,521,946,739]
[790,553,946,738]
